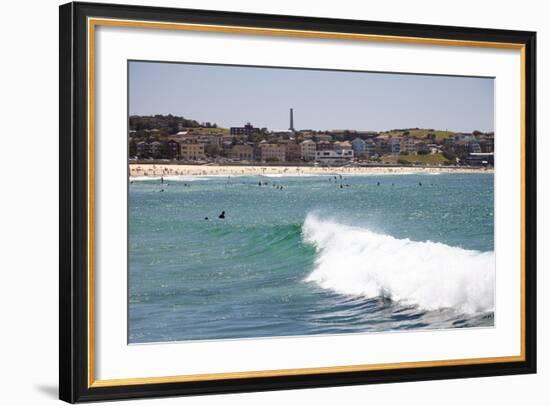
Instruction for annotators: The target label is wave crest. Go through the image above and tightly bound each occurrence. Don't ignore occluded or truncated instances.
[302,214,494,313]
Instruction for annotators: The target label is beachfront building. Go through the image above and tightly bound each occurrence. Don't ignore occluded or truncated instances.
[351,137,366,155]
[389,138,401,155]
[229,144,254,161]
[149,141,162,158]
[479,138,494,153]
[400,137,416,153]
[136,141,161,158]
[180,143,206,161]
[167,140,180,159]
[285,142,301,161]
[259,143,286,162]
[365,139,376,157]
[334,141,352,151]
[466,152,494,166]
[300,139,317,161]
[468,142,482,153]
[316,140,333,151]
[315,149,354,165]
[375,138,389,155]
[136,141,148,157]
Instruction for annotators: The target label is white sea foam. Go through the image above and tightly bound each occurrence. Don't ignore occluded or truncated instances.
[302,214,494,314]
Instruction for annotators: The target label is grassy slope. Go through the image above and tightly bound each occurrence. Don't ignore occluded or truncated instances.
[383,153,450,165]
[380,129,455,140]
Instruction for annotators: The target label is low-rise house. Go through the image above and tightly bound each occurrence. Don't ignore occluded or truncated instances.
[315,134,333,142]
[177,134,200,144]
[415,142,430,154]
[454,133,477,143]
[427,143,441,154]
[443,137,456,148]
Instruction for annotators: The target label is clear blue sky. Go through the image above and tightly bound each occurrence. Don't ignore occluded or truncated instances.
[129,61,494,132]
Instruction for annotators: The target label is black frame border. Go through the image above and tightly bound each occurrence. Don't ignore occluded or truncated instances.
[59,1,536,403]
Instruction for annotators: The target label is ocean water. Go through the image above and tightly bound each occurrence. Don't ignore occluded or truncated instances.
[128,172,495,344]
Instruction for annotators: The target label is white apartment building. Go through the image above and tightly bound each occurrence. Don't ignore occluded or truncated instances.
[315,149,354,165]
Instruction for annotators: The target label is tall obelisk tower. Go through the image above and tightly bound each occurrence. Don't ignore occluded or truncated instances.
[289,108,295,132]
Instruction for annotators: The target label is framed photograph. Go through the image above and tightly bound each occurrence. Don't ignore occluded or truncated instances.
[59,1,536,403]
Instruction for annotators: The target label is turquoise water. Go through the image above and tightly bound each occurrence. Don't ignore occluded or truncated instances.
[129,173,494,343]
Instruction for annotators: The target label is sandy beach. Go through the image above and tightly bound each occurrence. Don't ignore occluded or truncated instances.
[129,163,493,178]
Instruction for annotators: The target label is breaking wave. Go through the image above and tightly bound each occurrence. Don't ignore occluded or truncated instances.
[302,214,494,314]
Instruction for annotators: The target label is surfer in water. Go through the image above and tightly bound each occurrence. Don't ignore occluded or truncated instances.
[218,211,226,219]
[161,176,164,185]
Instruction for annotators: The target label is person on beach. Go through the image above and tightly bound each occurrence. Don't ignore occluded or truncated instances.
[218,211,226,219]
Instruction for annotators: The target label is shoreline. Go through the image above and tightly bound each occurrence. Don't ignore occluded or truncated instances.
[129,163,493,177]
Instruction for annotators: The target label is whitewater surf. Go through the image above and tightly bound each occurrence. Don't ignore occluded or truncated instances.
[303,214,495,314]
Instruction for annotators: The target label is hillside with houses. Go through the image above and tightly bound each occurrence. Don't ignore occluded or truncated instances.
[129,114,494,167]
